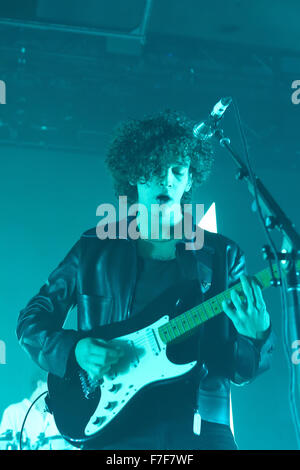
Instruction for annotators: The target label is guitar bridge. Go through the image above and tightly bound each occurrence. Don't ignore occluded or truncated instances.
[79,370,101,399]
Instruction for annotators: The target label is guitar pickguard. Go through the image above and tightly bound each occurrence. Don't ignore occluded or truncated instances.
[84,315,197,436]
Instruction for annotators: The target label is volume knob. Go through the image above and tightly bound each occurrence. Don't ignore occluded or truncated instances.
[92,416,106,426]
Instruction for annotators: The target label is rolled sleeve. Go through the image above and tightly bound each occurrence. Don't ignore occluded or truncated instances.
[17,239,82,378]
[231,326,276,385]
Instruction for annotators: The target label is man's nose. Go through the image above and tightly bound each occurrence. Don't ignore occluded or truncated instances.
[159,168,173,187]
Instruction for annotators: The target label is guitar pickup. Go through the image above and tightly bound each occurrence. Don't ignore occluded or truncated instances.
[105,371,117,380]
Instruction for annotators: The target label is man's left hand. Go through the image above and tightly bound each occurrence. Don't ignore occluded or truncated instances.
[222,274,271,340]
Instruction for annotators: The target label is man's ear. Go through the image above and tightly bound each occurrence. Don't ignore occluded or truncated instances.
[134,177,147,185]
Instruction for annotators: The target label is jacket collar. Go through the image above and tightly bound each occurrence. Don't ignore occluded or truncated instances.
[121,215,214,290]
[113,214,203,244]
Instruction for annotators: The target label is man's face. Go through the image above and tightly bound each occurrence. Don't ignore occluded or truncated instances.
[136,160,192,225]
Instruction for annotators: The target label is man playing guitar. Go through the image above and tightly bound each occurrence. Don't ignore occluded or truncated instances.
[17,110,274,450]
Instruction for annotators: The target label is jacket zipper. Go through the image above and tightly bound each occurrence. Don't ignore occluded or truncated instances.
[126,240,137,319]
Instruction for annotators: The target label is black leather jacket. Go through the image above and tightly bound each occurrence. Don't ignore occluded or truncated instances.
[17,218,275,428]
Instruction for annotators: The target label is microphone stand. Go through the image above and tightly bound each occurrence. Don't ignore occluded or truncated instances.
[213,125,300,447]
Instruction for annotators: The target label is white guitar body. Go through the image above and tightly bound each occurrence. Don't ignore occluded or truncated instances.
[85,315,197,436]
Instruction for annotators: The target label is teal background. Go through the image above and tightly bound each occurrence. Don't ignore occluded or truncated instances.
[0,0,299,449]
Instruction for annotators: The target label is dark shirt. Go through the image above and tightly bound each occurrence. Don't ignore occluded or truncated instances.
[131,256,181,317]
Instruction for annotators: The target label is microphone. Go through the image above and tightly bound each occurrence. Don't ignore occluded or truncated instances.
[193,96,232,140]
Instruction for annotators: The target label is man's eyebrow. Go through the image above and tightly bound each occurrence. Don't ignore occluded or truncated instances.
[172,161,190,168]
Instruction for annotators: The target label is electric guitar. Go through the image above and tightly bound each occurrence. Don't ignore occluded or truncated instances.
[47,260,292,448]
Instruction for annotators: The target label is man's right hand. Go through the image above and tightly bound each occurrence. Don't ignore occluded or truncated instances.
[75,337,123,381]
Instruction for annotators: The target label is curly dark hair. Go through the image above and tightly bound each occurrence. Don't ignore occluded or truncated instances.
[105,109,214,204]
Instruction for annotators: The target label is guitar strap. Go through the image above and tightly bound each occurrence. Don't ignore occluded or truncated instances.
[194,377,231,434]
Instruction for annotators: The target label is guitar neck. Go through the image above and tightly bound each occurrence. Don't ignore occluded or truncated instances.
[157,259,300,345]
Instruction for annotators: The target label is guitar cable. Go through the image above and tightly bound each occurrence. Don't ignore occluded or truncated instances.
[19,391,48,450]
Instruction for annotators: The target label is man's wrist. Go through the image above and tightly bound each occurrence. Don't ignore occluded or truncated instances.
[241,323,271,344]
[255,328,270,341]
